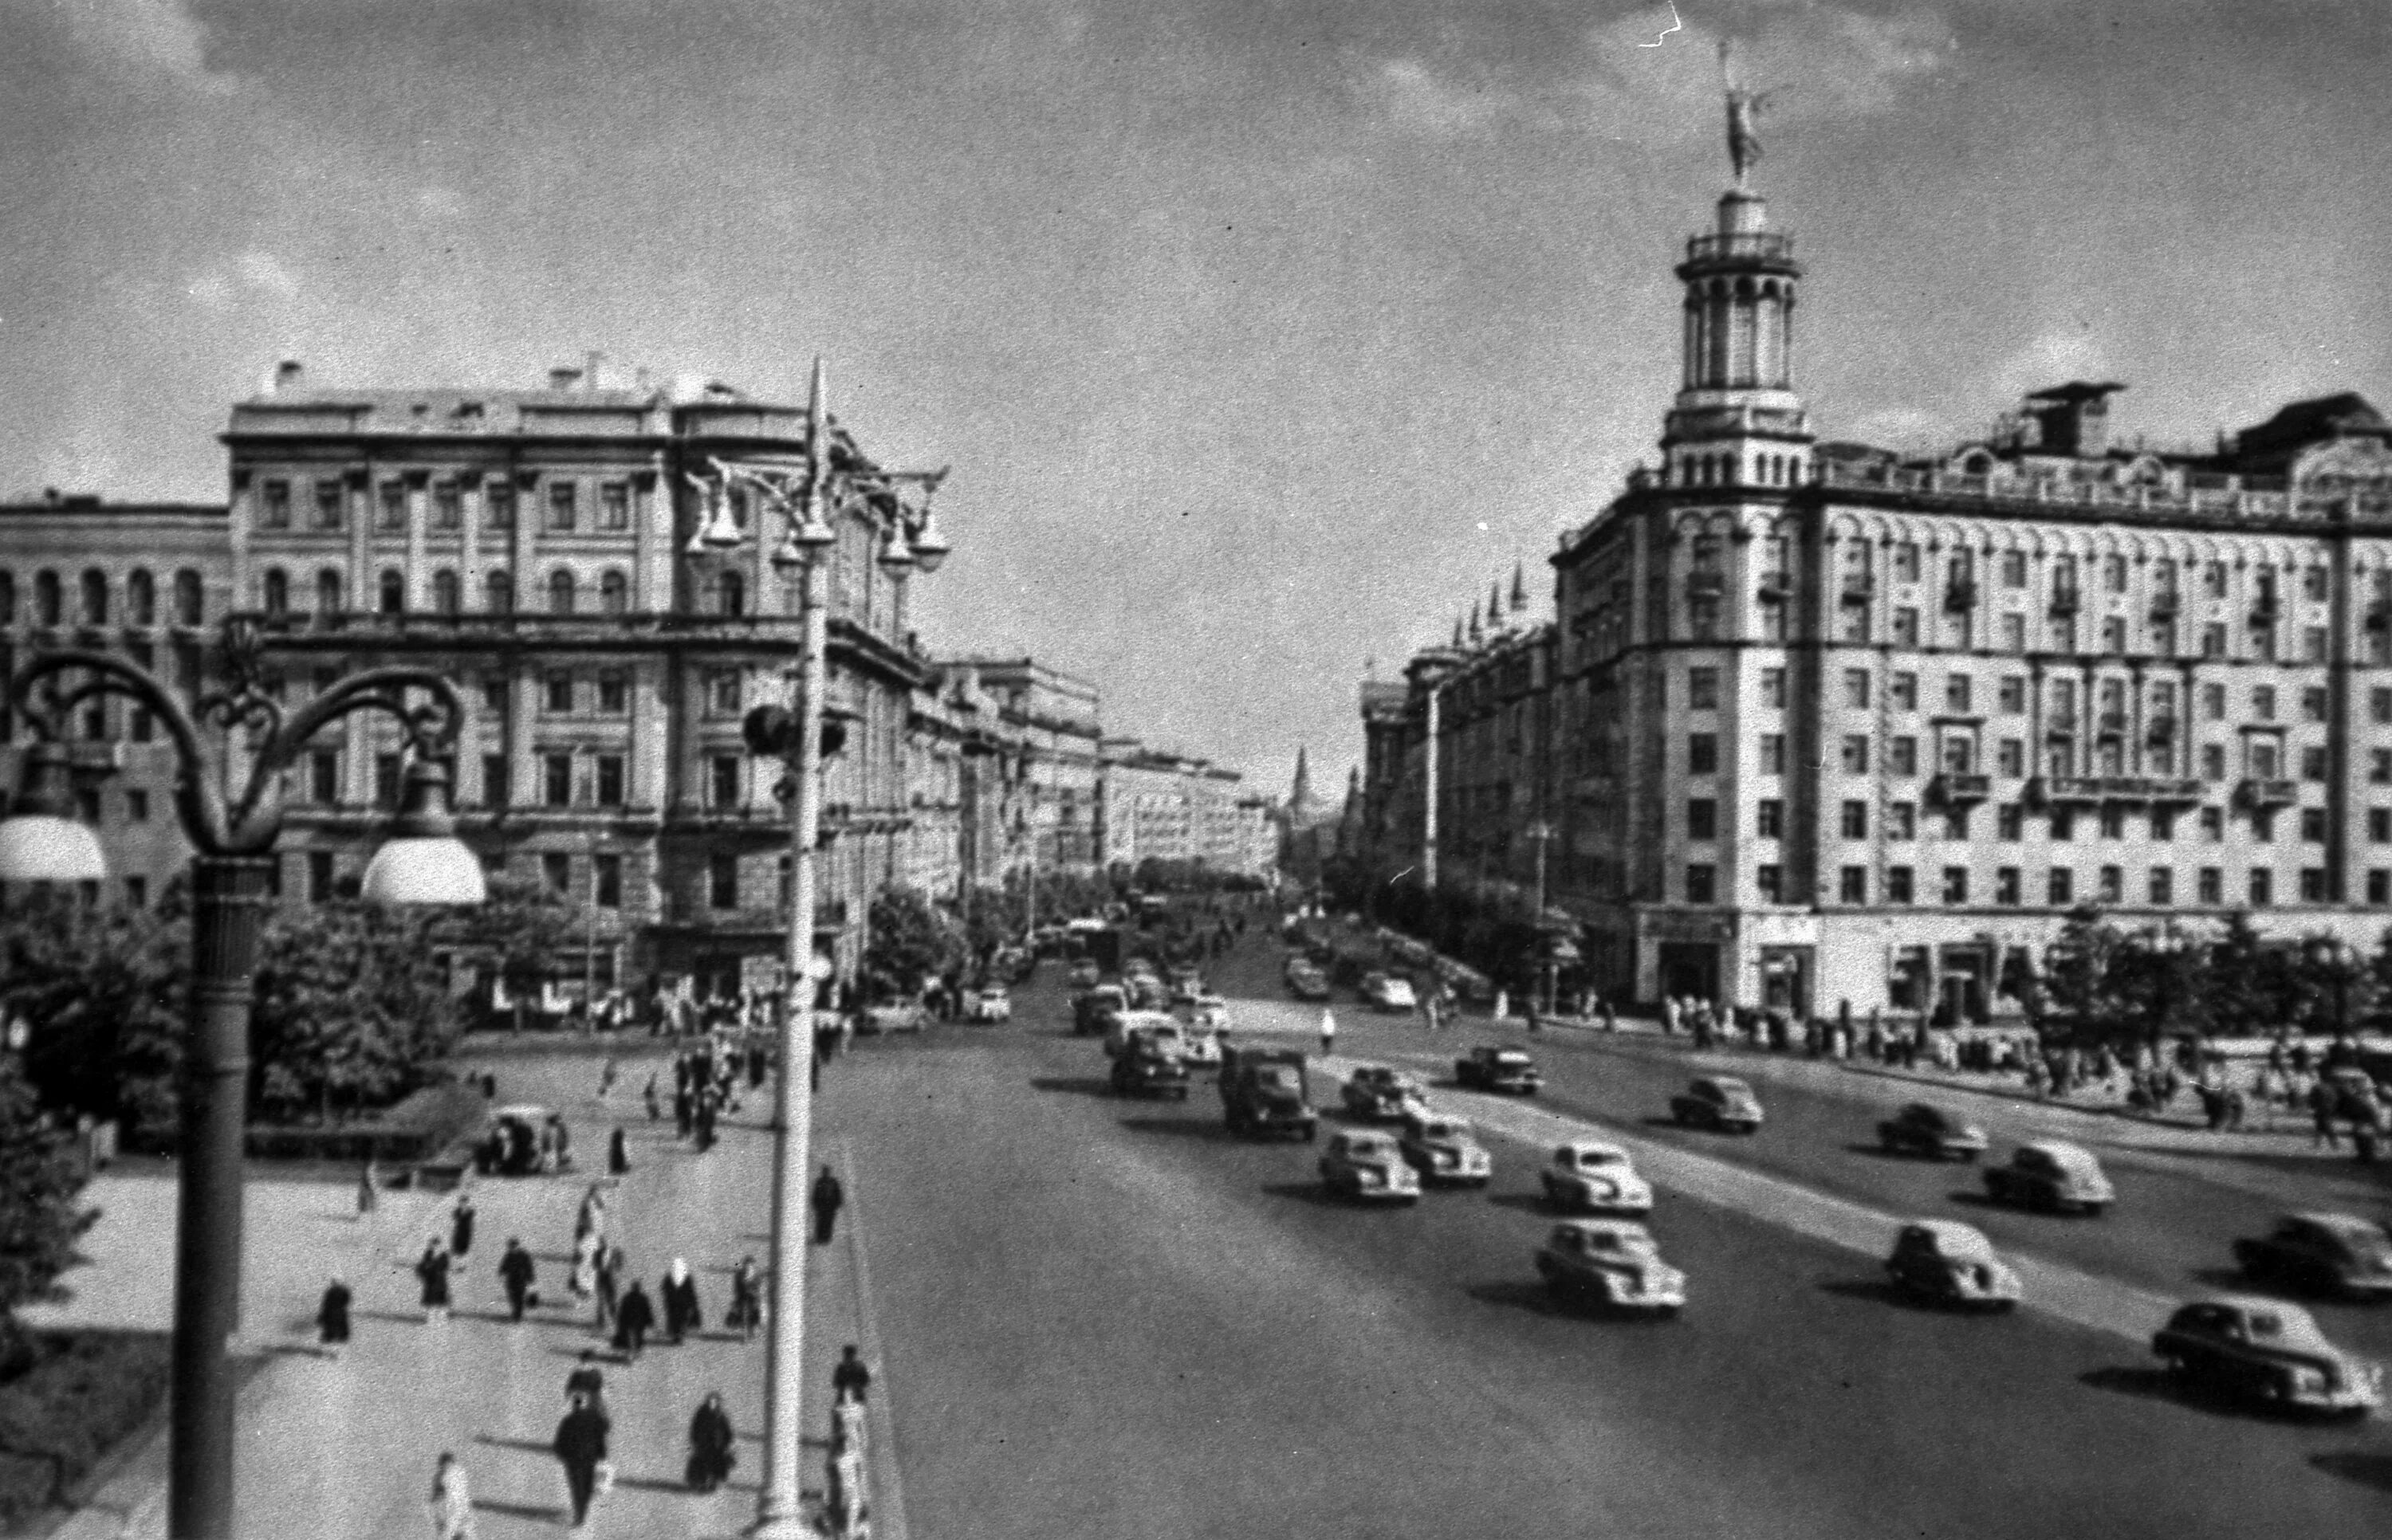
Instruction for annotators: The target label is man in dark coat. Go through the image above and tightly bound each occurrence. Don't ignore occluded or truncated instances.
[613,1279,655,1361]
[675,1085,694,1140]
[565,1349,606,1414]
[811,1164,844,1245]
[415,1240,453,1322]
[694,1094,718,1153]
[553,1393,609,1530]
[317,1277,352,1357]
[450,1194,477,1260]
[686,1392,736,1492]
[608,1126,630,1177]
[499,1238,538,1322]
[832,1343,872,1404]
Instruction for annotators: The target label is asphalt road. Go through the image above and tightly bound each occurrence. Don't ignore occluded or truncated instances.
[824,927,2392,1540]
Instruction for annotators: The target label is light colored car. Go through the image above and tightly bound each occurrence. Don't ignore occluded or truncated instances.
[1319,1129,1422,1203]
[966,986,1011,1023]
[1185,994,1232,1032]
[1178,1023,1223,1067]
[2233,1212,2392,1301]
[1286,963,1332,1001]
[1534,1220,1686,1314]
[1167,965,1204,1002]
[1341,1065,1427,1121]
[1540,1140,1653,1216]
[1398,1111,1493,1186]
[1669,1076,1764,1133]
[1983,1140,2114,1215]
[1883,1220,2021,1310]
[1360,972,1418,1012]
[2152,1297,2383,1418]
[1106,1011,1186,1061]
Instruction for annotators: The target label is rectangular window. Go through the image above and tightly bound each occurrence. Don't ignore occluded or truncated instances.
[2099,806,2126,839]
[2047,867,2073,906]
[2305,627,2327,662]
[123,875,147,911]
[1839,866,1867,904]
[377,483,407,532]
[2105,553,2127,592]
[433,485,462,531]
[710,670,742,717]
[2200,806,2224,841]
[2202,744,2227,781]
[1688,734,1718,775]
[260,481,291,528]
[544,752,572,807]
[1758,734,1785,775]
[542,852,572,897]
[1994,867,2020,906]
[596,673,628,714]
[2152,808,2175,841]
[1892,607,1919,646]
[1688,666,1719,710]
[2051,809,2074,841]
[594,854,623,909]
[1840,734,1869,774]
[1757,865,1783,904]
[600,483,631,532]
[2198,866,2222,904]
[545,672,574,713]
[1686,799,1717,840]
[1684,864,1716,904]
[2372,807,2392,843]
[486,483,516,530]
[547,482,578,532]
[1997,803,2023,841]
[1997,738,2024,777]
[1886,802,1916,840]
[1843,668,1871,709]
[2254,808,2276,843]
[1760,667,1786,709]
[1942,866,1968,904]
[709,754,742,808]
[1944,674,1973,713]
[708,854,739,909]
[124,788,149,823]
[2101,617,2125,654]
[2001,552,2026,588]
[2253,685,2276,720]
[2097,864,2123,903]
[1840,799,1868,839]
[2374,686,2392,725]
[2202,623,2226,658]
[482,752,509,808]
[2302,686,2328,722]
[1890,673,1917,712]
[2301,807,2327,843]
[594,754,624,807]
[1996,675,2024,713]
[2201,682,2225,721]
[2300,867,2328,902]
[307,851,336,903]
[2370,870,2390,906]
[1757,799,1784,839]
[2001,613,2025,652]
[2301,745,2327,781]
[2249,868,2272,907]
[480,674,507,711]
[1894,542,1921,582]
[1889,737,1918,776]
[313,481,344,530]
[2147,866,2172,906]
[1885,866,1914,905]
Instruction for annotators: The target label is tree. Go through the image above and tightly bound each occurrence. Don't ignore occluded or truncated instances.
[436,873,579,1030]
[2200,913,2306,1038]
[861,887,961,1001]
[2037,907,2138,1043]
[250,902,458,1123]
[0,891,183,1142]
[0,1052,95,1375]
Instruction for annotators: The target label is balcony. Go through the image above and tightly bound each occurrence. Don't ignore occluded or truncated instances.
[2150,591,2179,621]
[2096,710,2129,737]
[2028,775,2205,807]
[1684,569,1725,600]
[1756,571,1792,603]
[1839,575,1875,605]
[2146,716,2178,744]
[1683,230,1797,265]
[2048,587,2080,616]
[2249,597,2280,627]
[2235,777,2299,809]
[1926,772,1991,806]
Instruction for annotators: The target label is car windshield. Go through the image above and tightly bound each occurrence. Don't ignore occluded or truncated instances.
[2244,1313,2284,1338]
[1576,1149,1623,1169]
[1253,1067,1299,1091]
[1713,1078,1753,1098]
[1494,1052,1530,1066]
[1419,1122,1465,1140]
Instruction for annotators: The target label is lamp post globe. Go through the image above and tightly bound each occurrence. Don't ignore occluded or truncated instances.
[0,743,108,884]
[358,759,486,906]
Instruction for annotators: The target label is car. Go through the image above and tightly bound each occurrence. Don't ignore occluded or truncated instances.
[858,1002,925,1035]
[1286,965,1332,1001]
[1340,1065,1427,1122]
[1106,1012,1187,1061]
[1127,975,1170,1011]
[2232,1212,2392,1301]
[1166,964,1204,1001]
[965,986,1012,1024]
[1183,993,1232,1032]
[2151,1297,2383,1418]
[1454,1046,1544,1094]
[1318,1129,1422,1203]
[1178,1023,1223,1068]
[474,1105,568,1176]
[1883,1220,2021,1310]
[1397,1111,1493,1186]
[1111,1040,1191,1100]
[1359,972,1418,1012]
[1669,1076,1764,1133]
[1540,1140,1653,1216]
[1982,1141,2114,1215]
[1072,984,1127,1036]
[1534,1220,1686,1314]
[1875,1102,1988,1161]
[1066,960,1101,991]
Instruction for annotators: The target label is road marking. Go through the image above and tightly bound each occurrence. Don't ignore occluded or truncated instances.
[837,1138,910,1540]
[1308,1051,2181,1348]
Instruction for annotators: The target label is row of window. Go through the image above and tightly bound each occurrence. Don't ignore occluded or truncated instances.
[1706,862,2392,909]
[1698,666,2392,726]
[255,478,635,535]
[259,566,746,619]
[1695,799,2392,844]
[0,568,206,628]
[1836,546,2349,602]
[1699,732,2322,784]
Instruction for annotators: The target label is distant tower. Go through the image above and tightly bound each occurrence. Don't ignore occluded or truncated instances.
[1662,88,1813,489]
[1509,560,1527,615]
[1288,744,1317,825]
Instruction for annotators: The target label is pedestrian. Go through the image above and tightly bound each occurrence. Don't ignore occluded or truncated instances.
[675,1085,694,1140]
[694,1093,718,1152]
[832,1342,872,1404]
[536,1120,558,1175]
[748,1043,769,1089]
[450,1193,477,1260]
[608,1126,629,1177]
[576,1184,607,1243]
[415,1239,454,1323]
[662,1257,702,1342]
[565,1349,606,1414]
[643,1073,662,1122]
[830,1394,867,1459]
[571,1230,600,1301]
[686,1391,737,1492]
[356,1159,379,1218]
[426,1452,476,1540]
[499,1237,537,1322]
[550,1115,572,1170]
[728,1255,762,1341]
[811,1164,845,1246]
[594,1241,623,1334]
[2310,1078,2341,1149]
[317,1276,352,1358]
[553,1392,609,1532]
[1318,1008,1337,1059]
[597,1057,618,1100]
[613,1278,655,1360]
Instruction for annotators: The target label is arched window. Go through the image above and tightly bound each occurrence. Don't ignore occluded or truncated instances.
[80,569,108,625]
[599,569,628,615]
[717,570,745,618]
[262,568,289,615]
[377,569,404,615]
[173,569,203,626]
[0,571,14,627]
[317,568,345,614]
[486,569,514,614]
[35,571,62,627]
[431,569,460,615]
[547,569,576,615]
[128,569,154,625]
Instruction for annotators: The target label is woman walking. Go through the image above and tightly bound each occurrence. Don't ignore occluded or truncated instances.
[317,1276,352,1359]
[685,1392,736,1492]
[608,1126,630,1177]
[415,1239,453,1324]
[426,1452,475,1540]
[613,1277,656,1361]
[449,1193,477,1261]
[727,1255,763,1341]
[661,1257,702,1343]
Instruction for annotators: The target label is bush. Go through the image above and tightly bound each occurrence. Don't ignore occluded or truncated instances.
[232,1082,485,1165]
[0,1330,171,1525]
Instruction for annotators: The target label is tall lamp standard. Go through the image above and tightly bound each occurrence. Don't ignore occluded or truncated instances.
[689,359,948,1539]
[0,625,484,1540]
[1524,819,1558,1016]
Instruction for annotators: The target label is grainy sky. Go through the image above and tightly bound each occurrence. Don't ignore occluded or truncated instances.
[4,2,2389,801]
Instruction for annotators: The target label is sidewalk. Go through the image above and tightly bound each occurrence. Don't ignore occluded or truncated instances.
[33,1052,899,1540]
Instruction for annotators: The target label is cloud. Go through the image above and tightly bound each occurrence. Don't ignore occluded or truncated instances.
[184,249,300,309]
[1990,328,2117,403]
[29,0,237,94]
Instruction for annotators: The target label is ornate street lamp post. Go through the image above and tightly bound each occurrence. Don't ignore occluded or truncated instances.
[0,627,483,1540]
[688,358,947,1538]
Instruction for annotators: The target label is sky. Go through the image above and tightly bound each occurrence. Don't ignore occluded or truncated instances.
[4,1,2390,803]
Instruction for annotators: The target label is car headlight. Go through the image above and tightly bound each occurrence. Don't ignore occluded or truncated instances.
[2290,1367,2330,1395]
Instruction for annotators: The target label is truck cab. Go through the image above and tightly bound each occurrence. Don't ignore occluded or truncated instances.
[1219,1045,1318,1141]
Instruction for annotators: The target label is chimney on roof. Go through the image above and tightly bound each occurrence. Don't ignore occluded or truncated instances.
[549,366,582,391]
[2024,381,2126,458]
[275,360,305,393]
[584,351,604,392]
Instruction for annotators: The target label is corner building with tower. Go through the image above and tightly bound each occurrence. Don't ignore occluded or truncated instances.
[1359,143,2392,1025]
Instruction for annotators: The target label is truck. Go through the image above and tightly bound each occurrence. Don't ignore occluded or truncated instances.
[1080,925,1123,977]
[1219,1045,1318,1141]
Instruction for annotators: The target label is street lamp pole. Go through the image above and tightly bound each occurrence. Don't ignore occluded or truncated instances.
[0,630,482,1540]
[700,359,948,1539]
[1525,819,1556,1016]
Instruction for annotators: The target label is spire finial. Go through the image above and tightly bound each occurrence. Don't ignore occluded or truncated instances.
[1721,40,1768,189]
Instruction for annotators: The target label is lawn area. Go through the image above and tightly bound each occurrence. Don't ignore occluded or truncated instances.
[0,1330,169,1533]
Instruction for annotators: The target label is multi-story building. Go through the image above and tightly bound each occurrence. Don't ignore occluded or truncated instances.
[942,656,1104,878]
[1361,128,2392,1024]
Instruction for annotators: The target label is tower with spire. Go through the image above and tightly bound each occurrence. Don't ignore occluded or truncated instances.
[1288,744,1317,826]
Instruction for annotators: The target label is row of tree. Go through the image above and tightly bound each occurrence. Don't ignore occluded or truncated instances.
[2033,909,2391,1045]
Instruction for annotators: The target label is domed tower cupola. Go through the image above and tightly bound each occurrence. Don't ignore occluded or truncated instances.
[1661,87,1814,492]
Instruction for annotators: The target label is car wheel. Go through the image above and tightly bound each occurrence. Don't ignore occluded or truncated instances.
[2081,1203,2107,1219]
